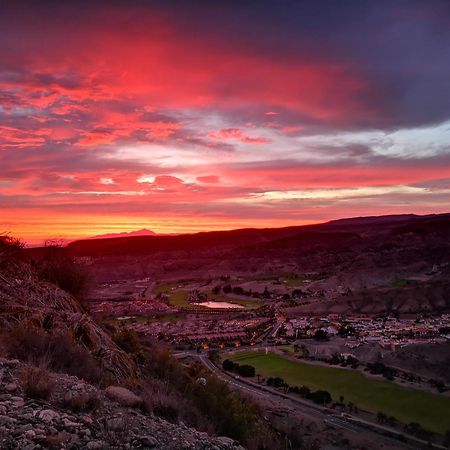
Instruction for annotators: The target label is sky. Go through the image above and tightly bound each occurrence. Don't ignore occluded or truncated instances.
[1,0,450,244]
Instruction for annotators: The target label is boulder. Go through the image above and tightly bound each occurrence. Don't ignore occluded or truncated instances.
[105,386,142,407]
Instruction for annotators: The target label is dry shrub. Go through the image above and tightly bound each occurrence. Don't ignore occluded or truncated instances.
[5,325,103,384]
[0,234,24,267]
[112,328,141,355]
[61,391,102,413]
[35,244,91,299]
[20,366,55,400]
[98,414,131,447]
[141,379,188,424]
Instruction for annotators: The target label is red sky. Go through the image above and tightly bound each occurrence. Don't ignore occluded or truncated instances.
[1,1,450,243]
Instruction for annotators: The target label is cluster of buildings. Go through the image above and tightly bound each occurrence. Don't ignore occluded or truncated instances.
[275,314,450,350]
[129,316,274,347]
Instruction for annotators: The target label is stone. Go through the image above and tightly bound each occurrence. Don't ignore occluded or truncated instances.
[87,441,105,449]
[63,418,79,428]
[38,409,60,423]
[5,382,18,392]
[217,436,235,446]
[139,435,158,448]
[81,415,93,425]
[22,444,36,450]
[105,386,142,407]
[24,429,36,439]
[0,414,17,426]
[106,417,125,431]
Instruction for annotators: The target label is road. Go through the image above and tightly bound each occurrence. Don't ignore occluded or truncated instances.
[175,351,446,450]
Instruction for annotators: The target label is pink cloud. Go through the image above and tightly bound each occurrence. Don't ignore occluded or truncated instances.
[208,128,269,144]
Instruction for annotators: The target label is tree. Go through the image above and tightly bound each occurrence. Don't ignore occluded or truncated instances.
[222,359,237,371]
[309,390,332,405]
[237,364,255,378]
[267,377,285,388]
[223,284,232,294]
[313,329,328,341]
[208,350,220,363]
[298,386,311,398]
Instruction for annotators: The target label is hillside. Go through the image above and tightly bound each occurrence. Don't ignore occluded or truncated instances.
[56,213,450,314]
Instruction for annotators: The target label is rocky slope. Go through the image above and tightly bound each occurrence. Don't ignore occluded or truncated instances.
[0,358,243,450]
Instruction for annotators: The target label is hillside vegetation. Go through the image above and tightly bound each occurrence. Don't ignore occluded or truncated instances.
[0,235,304,450]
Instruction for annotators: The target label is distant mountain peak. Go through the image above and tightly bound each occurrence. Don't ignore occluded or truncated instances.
[89,229,157,240]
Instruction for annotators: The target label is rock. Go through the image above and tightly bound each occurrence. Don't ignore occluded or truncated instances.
[38,409,60,423]
[87,441,105,449]
[81,428,91,437]
[0,414,17,426]
[5,383,18,392]
[63,418,79,428]
[138,435,158,448]
[106,416,125,431]
[81,415,93,425]
[105,386,142,407]
[24,429,36,440]
[22,444,36,450]
[217,436,235,446]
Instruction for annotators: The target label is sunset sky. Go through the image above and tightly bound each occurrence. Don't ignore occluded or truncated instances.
[1,1,450,243]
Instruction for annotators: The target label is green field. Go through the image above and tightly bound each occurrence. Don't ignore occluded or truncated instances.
[152,283,260,310]
[152,283,179,295]
[228,350,450,434]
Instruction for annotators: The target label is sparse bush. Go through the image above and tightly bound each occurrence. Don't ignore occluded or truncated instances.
[112,328,141,355]
[20,366,54,400]
[0,234,24,256]
[0,234,25,272]
[61,391,102,413]
[142,381,183,423]
[5,325,103,384]
[35,244,91,298]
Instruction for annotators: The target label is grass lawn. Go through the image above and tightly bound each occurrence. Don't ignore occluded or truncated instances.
[152,283,179,295]
[167,290,208,310]
[390,278,417,288]
[228,350,450,434]
[153,283,260,310]
[277,344,297,353]
[152,284,206,310]
[282,278,304,287]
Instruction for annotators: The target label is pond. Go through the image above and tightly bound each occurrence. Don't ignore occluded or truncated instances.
[193,301,244,309]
